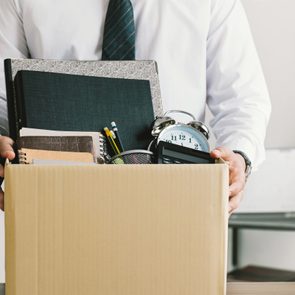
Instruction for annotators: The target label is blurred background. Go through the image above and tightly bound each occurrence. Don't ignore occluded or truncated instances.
[227,0,295,280]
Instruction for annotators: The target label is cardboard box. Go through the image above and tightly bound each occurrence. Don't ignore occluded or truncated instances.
[5,164,228,295]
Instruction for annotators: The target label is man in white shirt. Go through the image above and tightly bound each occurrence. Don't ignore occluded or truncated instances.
[0,0,271,213]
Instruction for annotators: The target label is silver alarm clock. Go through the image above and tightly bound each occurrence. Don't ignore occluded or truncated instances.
[151,110,210,152]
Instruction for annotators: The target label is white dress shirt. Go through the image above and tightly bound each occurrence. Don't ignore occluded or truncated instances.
[0,0,271,168]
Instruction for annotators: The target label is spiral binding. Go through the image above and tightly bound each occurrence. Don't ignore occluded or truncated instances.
[98,133,107,164]
[18,150,30,164]
[18,134,107,164]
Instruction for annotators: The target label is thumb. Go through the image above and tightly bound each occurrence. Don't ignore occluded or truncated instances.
[0,136,15,160]
[210,146,233,160]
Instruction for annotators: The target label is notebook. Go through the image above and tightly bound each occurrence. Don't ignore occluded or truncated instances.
[4,59,163,142]
[17,136,94,153]
[17,128,106,164]
[19,148,95,164]
[13,70,155,151]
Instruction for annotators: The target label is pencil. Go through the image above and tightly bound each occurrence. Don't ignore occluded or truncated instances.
[104,127,121,155]
[111,121,124,152]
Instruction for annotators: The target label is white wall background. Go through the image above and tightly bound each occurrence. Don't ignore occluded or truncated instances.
[242,0,295,149]
[0,0,294,283]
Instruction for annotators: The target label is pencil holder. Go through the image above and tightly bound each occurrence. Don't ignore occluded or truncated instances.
[109,150,154,164]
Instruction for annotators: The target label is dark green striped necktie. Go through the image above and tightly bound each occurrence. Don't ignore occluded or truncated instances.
[102,0,135,60]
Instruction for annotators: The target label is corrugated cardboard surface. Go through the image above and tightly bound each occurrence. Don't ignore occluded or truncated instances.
[5,164,228,295]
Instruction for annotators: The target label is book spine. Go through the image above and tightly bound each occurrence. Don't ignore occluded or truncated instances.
[4,59,18,140]
[4,59,20,164]
[14,72,26,130]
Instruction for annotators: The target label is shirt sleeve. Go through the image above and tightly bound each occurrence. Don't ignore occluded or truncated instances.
[206,0,271,169]
[0,0,29,135]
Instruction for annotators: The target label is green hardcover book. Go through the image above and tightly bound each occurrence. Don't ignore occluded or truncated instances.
[14,70,155,150]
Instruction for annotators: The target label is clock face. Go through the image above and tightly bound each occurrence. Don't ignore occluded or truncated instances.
[157,124,209,152]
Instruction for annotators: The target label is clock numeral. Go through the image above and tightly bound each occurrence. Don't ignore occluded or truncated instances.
[165,140,172,143]
[179,134,186,141]
[194,143,200,150]
[171,135,177,141]
[189,138,192,143]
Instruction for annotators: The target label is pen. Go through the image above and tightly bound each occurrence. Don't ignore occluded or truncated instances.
[110,130,116,140]
[111,121,124,152]
[104,127,121,155]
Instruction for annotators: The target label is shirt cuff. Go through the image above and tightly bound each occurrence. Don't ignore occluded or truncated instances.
[215,136,265,172]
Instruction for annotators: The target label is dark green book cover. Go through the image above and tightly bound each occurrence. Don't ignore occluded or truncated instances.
[14,71,155,150]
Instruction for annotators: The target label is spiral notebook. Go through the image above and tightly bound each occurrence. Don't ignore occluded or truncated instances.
[18,149,95,165]
[17,128,106,164]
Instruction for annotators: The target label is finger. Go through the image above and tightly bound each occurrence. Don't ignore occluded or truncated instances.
[229,169,245,195]
[229,180,245,197]
[229,165,246,194]
[210,146,234,161]
[210,149,222,159]
[0,137,15,160]
[0,190,4,211]
[228,191,244,214]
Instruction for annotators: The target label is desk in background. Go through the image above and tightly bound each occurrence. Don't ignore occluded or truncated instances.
[228,282,295,294]
[229,212,295,267]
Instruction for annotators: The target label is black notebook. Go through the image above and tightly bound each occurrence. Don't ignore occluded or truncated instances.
[13,70,155,150]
